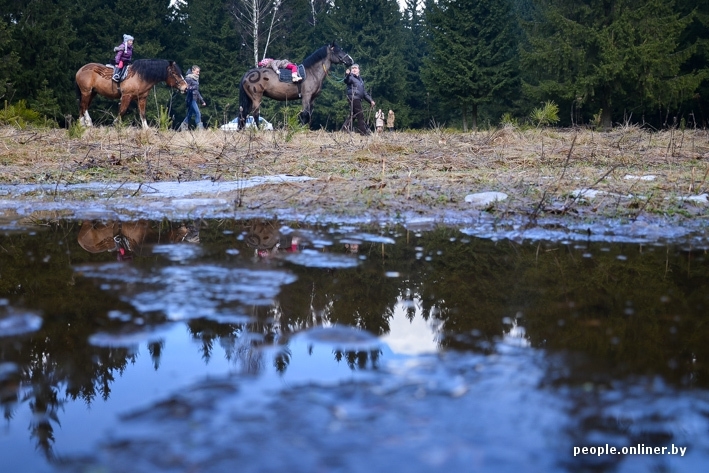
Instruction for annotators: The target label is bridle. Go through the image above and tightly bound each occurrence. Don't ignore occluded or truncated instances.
[324,49,353,81]
[167,64,186,89]
[339,51,354,67]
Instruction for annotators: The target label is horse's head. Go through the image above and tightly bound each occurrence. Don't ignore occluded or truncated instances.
[329,42,354,67]
[167,61,188,93]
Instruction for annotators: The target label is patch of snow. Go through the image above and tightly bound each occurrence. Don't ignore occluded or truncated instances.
[685,194,708,204]
[624,175,656,181]
[570,188,601,199]
[464,192,508,207]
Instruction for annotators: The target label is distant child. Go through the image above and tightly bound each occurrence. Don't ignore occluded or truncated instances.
[112,34,134,82]
[387,109,396,132]
[258,58,302,82]
[375,109,384,133]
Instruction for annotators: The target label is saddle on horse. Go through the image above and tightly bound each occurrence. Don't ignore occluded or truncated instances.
[112,66,129,82]
[110,62,130,82]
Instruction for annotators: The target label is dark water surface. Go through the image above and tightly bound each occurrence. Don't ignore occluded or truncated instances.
[1,218,709,472]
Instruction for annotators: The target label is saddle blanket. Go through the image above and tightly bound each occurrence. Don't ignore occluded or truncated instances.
[278,65,306,82]
[106,64,129,81]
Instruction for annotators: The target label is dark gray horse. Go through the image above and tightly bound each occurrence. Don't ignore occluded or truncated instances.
[238,42,353,128]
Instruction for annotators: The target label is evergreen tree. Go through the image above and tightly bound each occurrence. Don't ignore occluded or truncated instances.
[521,0,704,128]
[422,0,519,131]
[676,0,709,127]
[0,0,84,122]
[275,0,328,62]
[179,0,243,127]
[402,0,431,128]
[0,18,20,102]
[110,0,175,57]
[316,0,409,131]
[72,0,124,68]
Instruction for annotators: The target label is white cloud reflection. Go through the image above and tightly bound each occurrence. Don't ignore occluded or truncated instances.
[381,297,440,355]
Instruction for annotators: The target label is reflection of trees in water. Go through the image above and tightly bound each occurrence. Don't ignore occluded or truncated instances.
[334,349,382,370]
[273,264,400,336]
[3,333,136,460]
[26,382,62,462]
[4,218,709,463]
[185,316,278,375]
[402,227,709,386]
[147,340,164,370]
[0,220,169,459]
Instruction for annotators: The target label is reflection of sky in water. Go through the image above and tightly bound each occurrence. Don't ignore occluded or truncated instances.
[1,324,238,473]
[74,263,297,321]
[0,299,43,337]
[381,297,440,355]
[4,220,709,472]
[282,249,360,268]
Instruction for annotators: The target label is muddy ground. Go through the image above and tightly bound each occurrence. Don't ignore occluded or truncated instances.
[1,125,708,229]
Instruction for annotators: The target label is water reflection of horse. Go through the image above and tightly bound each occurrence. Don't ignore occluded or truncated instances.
[244,220,299,258]
[238,42,353,128]
[78,220,200,260]
[75,59,188,129]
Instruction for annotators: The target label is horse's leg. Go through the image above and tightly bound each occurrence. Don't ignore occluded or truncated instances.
[299,97,313,126]
[116,95,132,126]
[252,98,262,130]
[299,109,311,125]
[137,96,149,129]
[79,90,97,127]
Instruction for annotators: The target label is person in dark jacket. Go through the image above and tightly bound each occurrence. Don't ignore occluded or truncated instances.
[179,66,207,131]
[112,34,134,82]
[344,64,375,135]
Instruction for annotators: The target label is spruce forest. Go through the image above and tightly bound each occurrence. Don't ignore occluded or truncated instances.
[0,0,707,131]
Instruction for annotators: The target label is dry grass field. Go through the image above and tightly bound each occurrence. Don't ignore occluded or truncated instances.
[1,125,708,221]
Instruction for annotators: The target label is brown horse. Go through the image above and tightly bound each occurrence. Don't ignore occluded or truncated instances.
[78,220,200,260]
[75,59,188,129]
[238,42,353,128]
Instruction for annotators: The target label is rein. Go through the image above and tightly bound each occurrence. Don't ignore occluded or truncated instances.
[323,63,345,83]
[323,64,345,82]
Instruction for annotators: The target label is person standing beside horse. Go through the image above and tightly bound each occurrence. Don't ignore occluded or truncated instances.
[258,58,302,82]
[112,34,134,82]
[344,64,375,135]
[179,65,206,131]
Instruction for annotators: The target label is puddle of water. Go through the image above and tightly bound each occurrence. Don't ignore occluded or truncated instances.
[1,217,709,472]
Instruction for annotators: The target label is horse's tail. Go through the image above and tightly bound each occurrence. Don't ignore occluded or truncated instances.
[238,76,252,121]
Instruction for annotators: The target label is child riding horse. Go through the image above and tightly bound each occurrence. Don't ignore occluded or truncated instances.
[258,58,302,83]
[113,34,134,82]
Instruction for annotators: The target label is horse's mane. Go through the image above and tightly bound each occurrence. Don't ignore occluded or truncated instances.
[130,59,181,81]
[302,45,329,69]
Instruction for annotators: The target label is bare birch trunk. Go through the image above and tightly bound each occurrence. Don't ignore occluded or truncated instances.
[252,0,259,65]
[229,0,283,67]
